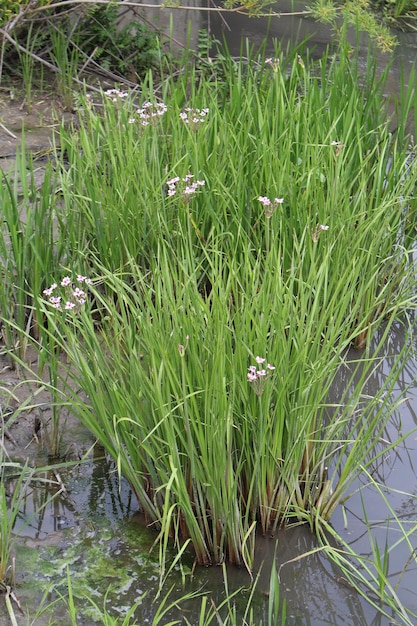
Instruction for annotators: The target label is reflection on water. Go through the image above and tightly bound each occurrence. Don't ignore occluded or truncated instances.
[328,318,417,623]
[209,0,417,135]
[12,446,134,540]
[209,0,417,69]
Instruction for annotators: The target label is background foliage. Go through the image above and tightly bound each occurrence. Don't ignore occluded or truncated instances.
[0,0,415,85]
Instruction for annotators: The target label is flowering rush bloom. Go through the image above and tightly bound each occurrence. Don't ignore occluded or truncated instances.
[330,140,344,156]
[167,173,205,202]
[129,101,168,126]
[265,57,280,72]
[179,107,209,130]
[178,335,190,357]
[42,275,92,312]
[311,223,329,242]
[258,196,284,218]
[248,356,275,396]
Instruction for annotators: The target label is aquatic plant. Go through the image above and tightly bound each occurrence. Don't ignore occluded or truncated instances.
[3,38,417,623]
[49,27,81,109]
[38,42,417,567]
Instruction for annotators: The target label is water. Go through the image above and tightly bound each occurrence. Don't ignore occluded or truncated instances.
[208,1,417,131]
[208,0,417,64]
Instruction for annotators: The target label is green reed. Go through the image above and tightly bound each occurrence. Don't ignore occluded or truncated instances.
[15,23,39,114]
[47,43,416,547]
[43,243,415,564]
[49,26,80,110]
[0,156,64,360]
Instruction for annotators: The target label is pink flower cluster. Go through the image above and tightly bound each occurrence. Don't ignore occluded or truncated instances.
[258,196,284,218]
[167,174,205,202]
[128,101,168,126]
[179,107,209,130]
[248,356,275,396]
[43,275,92,312]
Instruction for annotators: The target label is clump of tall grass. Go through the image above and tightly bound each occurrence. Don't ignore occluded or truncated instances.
[36,42,417,563]
[3,39,417,620]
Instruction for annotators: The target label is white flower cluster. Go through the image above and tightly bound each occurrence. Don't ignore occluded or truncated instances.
[167,174,205,202]
[258,196,284,219]
[247,356,275,397]
[104,89,129,102]
[128,101,168,126]
[179,107,209,129]
[311,223,329,242]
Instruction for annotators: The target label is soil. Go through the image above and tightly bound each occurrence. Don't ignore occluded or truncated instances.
[0,85,75,149]
[0,86,77,189]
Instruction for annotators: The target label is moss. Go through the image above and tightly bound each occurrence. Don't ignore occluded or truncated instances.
[14,518,167,622]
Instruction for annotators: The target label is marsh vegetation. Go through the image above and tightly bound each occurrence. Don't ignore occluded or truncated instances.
[1,6,417,624]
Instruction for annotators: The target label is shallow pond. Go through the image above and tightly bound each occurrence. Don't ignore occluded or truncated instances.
[2,5,417,625]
